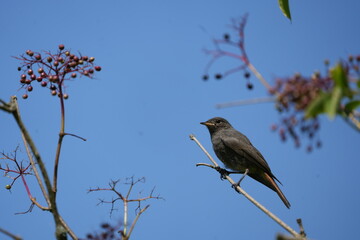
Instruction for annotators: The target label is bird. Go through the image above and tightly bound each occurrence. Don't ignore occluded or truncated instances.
[201,117,291,208]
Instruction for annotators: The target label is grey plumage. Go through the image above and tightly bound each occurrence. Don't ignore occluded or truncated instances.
[201,117,290,208]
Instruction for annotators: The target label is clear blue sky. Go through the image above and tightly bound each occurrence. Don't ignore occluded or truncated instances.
[1,0,359,239]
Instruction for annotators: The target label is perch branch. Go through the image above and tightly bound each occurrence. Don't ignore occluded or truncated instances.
[189,134,304,238]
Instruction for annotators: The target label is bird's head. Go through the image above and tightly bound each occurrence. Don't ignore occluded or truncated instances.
[200,117,232,134]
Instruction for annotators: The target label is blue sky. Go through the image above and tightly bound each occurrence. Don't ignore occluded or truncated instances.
[0,0,359,239]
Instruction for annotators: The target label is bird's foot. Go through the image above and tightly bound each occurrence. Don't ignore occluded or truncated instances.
[232,169,249,191]
[214,166,230,180]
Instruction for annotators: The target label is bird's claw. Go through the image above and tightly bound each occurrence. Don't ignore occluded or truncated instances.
[214,166,230,180]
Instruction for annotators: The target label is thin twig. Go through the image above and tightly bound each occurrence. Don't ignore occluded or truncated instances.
[189,134,304,238]
[126,205,150,239]
[0,227,22,240]
[21,131,51,206]
[0,96,77,240]
[216,96,275,109]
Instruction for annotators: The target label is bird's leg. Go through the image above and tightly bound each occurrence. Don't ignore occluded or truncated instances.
[214,166,231,180]
[233,168,249,188]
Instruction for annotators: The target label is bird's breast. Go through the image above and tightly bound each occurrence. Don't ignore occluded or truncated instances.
[211,136,249,172]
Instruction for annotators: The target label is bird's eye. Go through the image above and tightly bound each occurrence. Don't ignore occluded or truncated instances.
[216,120,221,124]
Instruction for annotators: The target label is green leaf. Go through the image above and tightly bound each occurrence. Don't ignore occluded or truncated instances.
[305,92,330,118]
[345,100,360,113]
[278,0,292,20]
[330,63,349,90]
[326,87,342,119]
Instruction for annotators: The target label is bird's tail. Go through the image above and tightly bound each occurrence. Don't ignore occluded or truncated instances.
[252,172,291,209]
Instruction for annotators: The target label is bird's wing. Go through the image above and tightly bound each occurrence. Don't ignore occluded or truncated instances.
[221,135,281,183]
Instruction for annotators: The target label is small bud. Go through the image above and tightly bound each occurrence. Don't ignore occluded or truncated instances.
[51,90,57,96]
[63,94,69,99]
[78,59,84,65]
[65,51,70,56]
[89,57,95,62]
[5,184,11,190]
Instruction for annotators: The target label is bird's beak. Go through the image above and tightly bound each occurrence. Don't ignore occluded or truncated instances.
[200,121,214,126]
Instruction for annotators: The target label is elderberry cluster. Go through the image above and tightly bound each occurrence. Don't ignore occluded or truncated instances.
[16,44,101,99]
[269,72,332,152]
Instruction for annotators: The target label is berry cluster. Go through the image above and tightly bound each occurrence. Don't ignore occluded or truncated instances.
[16,44,101,99]
[202,15,254,90]
[81,222,121,240]
[268,54,360,152]
[269,72,332,152]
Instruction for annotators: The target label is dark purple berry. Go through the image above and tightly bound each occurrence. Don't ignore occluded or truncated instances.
[246,82,253,90]
[71,73,77,78]
[21,74,26,79]
[214,73,222,80]
[244,72,250,79]
[51,90,57,96]
[27,69,33,75]
[17,67,21,71]
[89,57,95,62]
[27,86,33,92]
[47,57,53,63]
[36,76,43,82]
[94,66,102,71]
[41,81,47,87]
[22,94,28,99]
[58,44,65,50]
[202,74,209,81]
[35,55,41,60]
[30,74,36,80]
